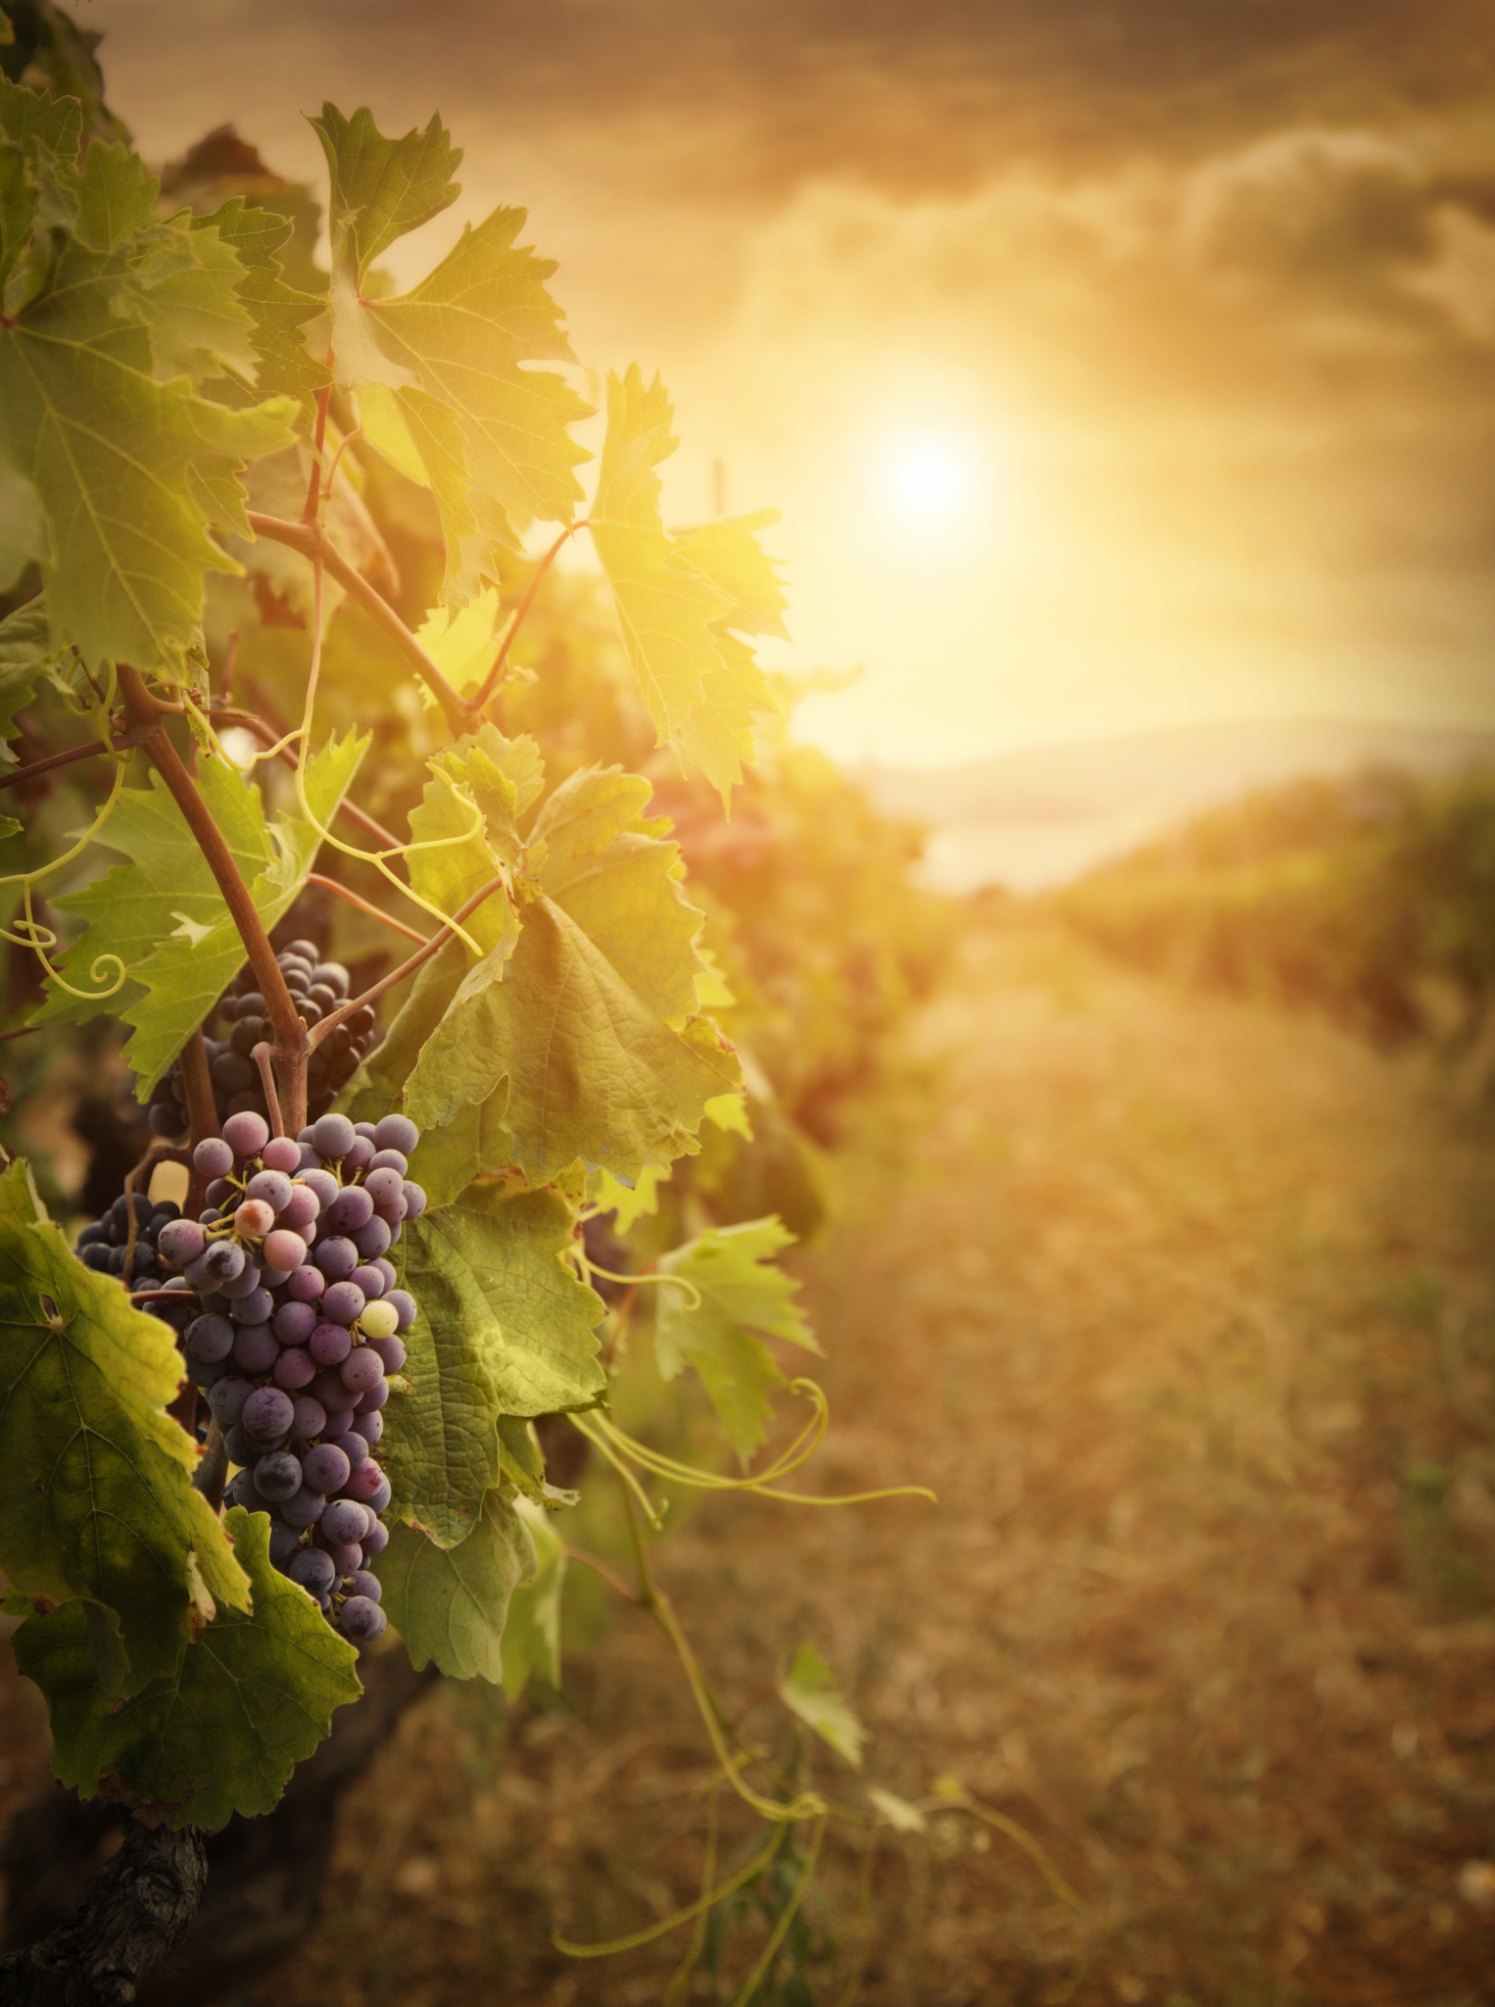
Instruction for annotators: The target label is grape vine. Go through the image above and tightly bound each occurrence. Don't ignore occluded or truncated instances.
[0,9,946,1997]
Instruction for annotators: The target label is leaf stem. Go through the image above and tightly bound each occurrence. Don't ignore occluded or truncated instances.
[250,1041,286,1137]
[117,665,310,1131]
[245,512,468,731]
[0,730,144,793]
[466,521,586,713]
[563,1545,643,1605]
[307,872,508,1051]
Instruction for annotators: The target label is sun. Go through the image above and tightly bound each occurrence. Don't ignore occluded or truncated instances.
[878,430,973,527]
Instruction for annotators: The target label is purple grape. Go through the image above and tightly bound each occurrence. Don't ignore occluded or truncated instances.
[302,1442,350,1494]
[357,1376,390,1414]
[286,1264,326,1303]
[258,1264,292,1290]
[263,1228,308,1272]
[223,1110,271,1160]
[311,1367,349,1412]
[233,1324,279,1374]
[373,1113,420,1156]
[385,1290,417,1332]
[354,1409,384,1447]
[186,1314,235,1364]
[157,1218,206,1267]
[216,1260,263,1302]
[291,1396,327,1439]
[325,1186,374,1234]
[207,1376,252,1425]
[350,1263,387,1300]
[340,1347,383,1395]
[337,1595,386,1643]
[363,1167,405,1210]
[325,1539,364,1574]
[273,1299,317,1344]
[321,1498,370,1545]
[309,1113,356,1160]
[343,1137,375,1174]
[331,1429,369,1469]
[298,1169,339,1208]
[229,1287,275,1327]
[372,1258,398,1292]
[272,1347,316,1391]
[261,1135,302,1175]
[309,1321,352,1366]
[368,1149,408,1176]
[193,1136,234,1180]
[203,1179,233,1209]
[369,1334,407,1374]
[343,1458,384,1504]
[348,1570,383,1604]
[280,1185,321,1232]
[315,1236,358,1282]
[361,1517,389,1557]
[253,1450,303,1503]
[402,1183,427,1221]
[281,1486,326,1530]
[354,1120,378,1139]
[223,1422,253,1465]
[242,1386,295,1444]
[366,1475,392,1515]
[245,1170,294,1213]
[353,1217,393,1259]
[289,1547,336,1596]
[268,1521,302,1568]
[322,1280,366,1328]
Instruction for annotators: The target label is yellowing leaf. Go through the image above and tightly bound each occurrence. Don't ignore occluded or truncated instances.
[779,1643,866,1770]
[591,366,781,802]
[376,1490,535,1682]
[0,1160,250,1694]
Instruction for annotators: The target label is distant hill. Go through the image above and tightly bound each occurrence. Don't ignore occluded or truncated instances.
[859,718,1495,893]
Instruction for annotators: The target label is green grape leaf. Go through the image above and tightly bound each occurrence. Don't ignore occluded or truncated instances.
[591,366,780,803]
[36,731,366,1090]
[655,1217,819,1464]
[0,593,61,762]
[778,1643,866,1770]
[384,1183,605,1546]
[0,1160,251,1694]
[403,763,739,1185]
[312,104,589,603]
[501,1496,566,1699]
[202,197,325,405]
[12,1508,361,1829]
[376,1489,535,1683]
[0,73,300,679]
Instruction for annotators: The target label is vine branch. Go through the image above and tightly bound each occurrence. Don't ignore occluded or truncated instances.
[465,521,586,713]
[307,872,508,1051]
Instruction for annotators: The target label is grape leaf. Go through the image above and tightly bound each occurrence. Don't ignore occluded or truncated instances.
[590,366,781,803]
[376,1489,534,1682]
[0,1159,251,1693]
[36,730,367,1091]
[202,198,325,406]
[384,1182,605,1546]
[501,1496,567,1699]
[402,763,739,1184]
[312,104,589,604]
[0,593,61,762]
[12,1508,361,1830]
[0,72,300,680]
[779,1643,866,1770]
[655,1217,819,1463]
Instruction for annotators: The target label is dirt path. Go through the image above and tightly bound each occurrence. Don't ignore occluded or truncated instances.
[11,923,1495,2005]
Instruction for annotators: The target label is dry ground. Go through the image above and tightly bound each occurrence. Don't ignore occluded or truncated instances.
[9,921,1495,2004]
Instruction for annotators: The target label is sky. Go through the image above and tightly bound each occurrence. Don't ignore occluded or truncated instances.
[72,0,1495,769]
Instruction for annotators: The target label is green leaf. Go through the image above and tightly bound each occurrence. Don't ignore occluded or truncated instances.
[867,1786,927,1834]
[0,73,299,679]
[12,1507,362,1829]
[0,594,62,762]
[656,1217,819,1463]
[501,1496,566,1699]
[591,366,780,802]
[778,1643,866,1770]
[312,104,589,603]
[0,1160,250,1693]
[376,1489,534,1682]
[403,763,739,1184]
[384,1182,605,1545]
[197,198,325,405]
[37,731,366,1090]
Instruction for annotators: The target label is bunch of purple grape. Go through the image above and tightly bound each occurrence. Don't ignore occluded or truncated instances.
[143,940,380,1140]
[157,1107,427,1646]
[74,1194,197,1337]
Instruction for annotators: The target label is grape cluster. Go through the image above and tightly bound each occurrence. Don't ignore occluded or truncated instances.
[144,939,381,1140]
[75,1194,198,1338]
[164,1108,427,1645]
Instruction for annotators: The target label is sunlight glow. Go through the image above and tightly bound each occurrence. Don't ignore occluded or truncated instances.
[878,431,974,528]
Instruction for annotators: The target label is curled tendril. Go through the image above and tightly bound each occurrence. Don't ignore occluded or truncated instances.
[282,547,487,953]
[0,673,133,999]
[574,1250,704,1311]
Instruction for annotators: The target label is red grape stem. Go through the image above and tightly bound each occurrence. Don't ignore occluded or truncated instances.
[250,1040,286,1138]
[306,872,425,945]
[463,521,588,715]
[118,665,311,1132]
[307,873,509,1051]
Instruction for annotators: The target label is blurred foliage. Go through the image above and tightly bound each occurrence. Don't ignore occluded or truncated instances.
[1050,764,1495,1056]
